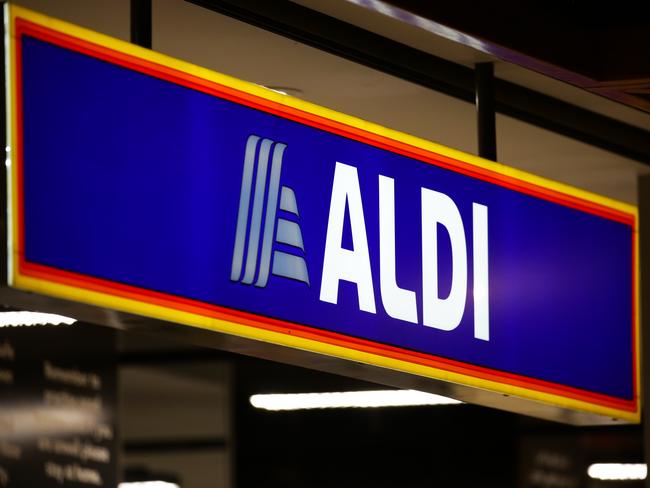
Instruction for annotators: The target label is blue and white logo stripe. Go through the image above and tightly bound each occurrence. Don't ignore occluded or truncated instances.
[231,135,309,287]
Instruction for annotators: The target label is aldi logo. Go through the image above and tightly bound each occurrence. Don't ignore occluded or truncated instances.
[230,135,309,287]
[230,136,490,340]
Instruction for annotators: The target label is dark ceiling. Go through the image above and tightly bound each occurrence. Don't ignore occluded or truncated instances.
[385,1,650,112]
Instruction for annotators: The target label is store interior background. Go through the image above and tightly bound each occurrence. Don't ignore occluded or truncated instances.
[4,0,650,486]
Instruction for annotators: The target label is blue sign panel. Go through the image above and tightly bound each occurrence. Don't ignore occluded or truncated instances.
[8,7,638,420]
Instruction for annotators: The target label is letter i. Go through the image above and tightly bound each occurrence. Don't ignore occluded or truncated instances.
[473,203,489,341]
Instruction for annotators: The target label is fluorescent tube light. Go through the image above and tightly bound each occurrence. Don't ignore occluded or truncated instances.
[0,311,77,327]
[587,463,647,481]
[118,482,180,488]
[250,389,461,411]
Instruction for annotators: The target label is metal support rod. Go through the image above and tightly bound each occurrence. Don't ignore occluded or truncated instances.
[131,0,152,49]
[640,175,650,488]
[475,62,497,161]
[0,4,8,287]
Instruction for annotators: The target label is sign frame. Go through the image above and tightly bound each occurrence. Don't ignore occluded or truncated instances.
[4,4,640,423]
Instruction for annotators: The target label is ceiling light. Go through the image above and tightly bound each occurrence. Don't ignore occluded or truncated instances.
[250,389,461,411]
[0,311,77,327]
[587,463,647,481]
[118,482,180,488]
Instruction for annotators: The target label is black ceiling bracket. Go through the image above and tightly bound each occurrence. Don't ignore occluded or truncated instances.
[475,62,497,161]
[131,0,152,49]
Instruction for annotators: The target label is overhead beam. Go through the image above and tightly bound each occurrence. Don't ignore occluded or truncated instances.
[187,0,650,164]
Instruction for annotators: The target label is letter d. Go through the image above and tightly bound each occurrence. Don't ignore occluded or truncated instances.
[421,188,467,331]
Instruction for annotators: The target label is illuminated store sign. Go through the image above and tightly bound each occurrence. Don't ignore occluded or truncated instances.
[5,5,639,421]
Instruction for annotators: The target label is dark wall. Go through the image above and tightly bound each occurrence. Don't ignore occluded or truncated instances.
[234,360,519,488]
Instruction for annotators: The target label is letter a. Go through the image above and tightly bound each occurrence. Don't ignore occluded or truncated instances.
[320,162,376,313]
